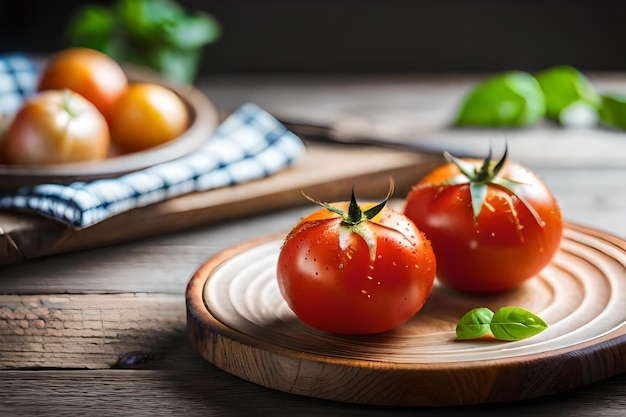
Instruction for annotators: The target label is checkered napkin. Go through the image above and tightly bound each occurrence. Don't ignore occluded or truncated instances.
[0,54,306,228]
[0,54,39,114]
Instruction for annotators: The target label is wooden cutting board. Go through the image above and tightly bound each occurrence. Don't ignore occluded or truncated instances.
[0,142,444,265]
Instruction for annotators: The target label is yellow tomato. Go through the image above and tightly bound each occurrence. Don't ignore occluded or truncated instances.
[109,83,189,153]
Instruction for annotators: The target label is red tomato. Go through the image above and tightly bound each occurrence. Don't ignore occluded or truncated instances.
[277,192,436,334]
[38,47,128,123]
[1,90,110,165]
[404,150,563,293]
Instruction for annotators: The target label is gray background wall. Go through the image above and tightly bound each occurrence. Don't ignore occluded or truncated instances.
[1,0,624,75]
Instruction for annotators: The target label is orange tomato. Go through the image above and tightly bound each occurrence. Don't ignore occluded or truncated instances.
[109,83,189,153]
[38,47,128,123]
[1,90,110,165]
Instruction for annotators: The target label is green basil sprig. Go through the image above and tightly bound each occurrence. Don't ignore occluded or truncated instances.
[456,307,548,341]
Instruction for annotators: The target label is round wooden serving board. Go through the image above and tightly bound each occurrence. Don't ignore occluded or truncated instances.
[186,223,626,407]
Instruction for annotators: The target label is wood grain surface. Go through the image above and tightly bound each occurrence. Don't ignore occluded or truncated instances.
[0,142,443,265]
[1,74,625,416]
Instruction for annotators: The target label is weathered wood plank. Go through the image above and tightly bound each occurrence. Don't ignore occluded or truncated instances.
[1,74,625,415]
[533,168,626,238]
[0,205,311,294]
[0,143,444,266]
[1,168,625,296]
[202,73,626,169]
[0,293,184,369]
[0,369,624,417]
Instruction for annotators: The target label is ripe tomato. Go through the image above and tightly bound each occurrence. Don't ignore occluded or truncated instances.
[404,149,563,293]
[1,90,110,165]
[109,83,189,153]
[277,189,436,334]
[38,47,128,123]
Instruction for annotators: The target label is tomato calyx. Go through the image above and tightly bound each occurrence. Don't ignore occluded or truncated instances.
[52,90,87,153]
[443,145,544,226]
[302,181,394,260]
[59,89,80,119]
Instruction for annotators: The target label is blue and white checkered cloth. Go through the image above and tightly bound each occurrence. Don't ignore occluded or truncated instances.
[0,54,306,228]
[0,54,39,114]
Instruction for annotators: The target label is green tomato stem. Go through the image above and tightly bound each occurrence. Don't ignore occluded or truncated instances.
[443,144,544,227]
[301,179,394,261]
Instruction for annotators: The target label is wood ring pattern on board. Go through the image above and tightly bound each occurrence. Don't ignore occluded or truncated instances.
[186,223,626,407]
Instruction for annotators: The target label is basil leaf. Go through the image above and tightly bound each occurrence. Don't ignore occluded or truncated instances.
[599,93,626,130]
[455,308,494,340]
[489,307,548,341]
[454,71,545,127]
[535,65,601,123]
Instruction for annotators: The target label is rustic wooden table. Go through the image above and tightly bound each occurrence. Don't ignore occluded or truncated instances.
[1,74,625,416]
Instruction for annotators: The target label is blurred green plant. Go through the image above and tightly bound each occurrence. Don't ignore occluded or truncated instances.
[535,65,601,126]
[599,93,626,130]
[453,65,626,130]
[454,71,546,127]
[67,0,221,84]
